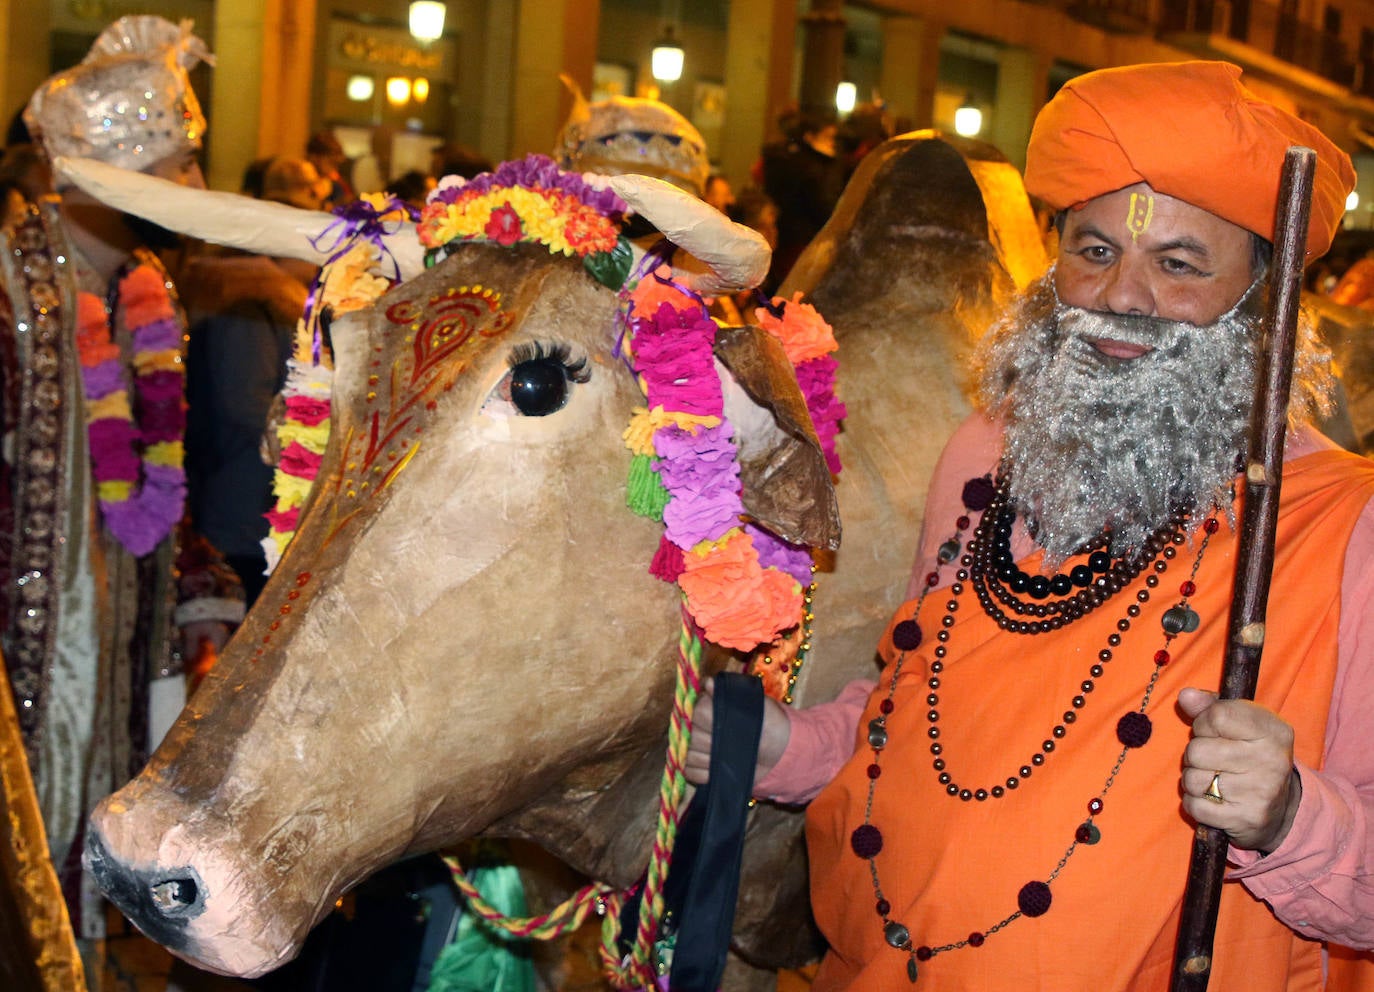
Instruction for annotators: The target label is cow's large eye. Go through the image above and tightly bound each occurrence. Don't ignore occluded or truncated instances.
[499,341,590,417]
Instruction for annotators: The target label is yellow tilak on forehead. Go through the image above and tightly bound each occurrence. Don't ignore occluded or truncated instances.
[1126,192,1154,242]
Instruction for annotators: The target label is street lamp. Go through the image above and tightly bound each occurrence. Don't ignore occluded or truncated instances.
[835,81,857,114]
[953,96,983,137]
[346,75,375,102]
[409,2,446,42]
[651,26,685,83]
[386,77,413,106]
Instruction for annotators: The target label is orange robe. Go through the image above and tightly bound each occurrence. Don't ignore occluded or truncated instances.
[807,449,1374,990]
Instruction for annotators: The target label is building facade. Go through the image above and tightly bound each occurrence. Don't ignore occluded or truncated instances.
[3,0,1373,227]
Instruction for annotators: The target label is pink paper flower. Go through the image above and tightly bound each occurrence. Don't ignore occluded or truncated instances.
[630,301,721,417]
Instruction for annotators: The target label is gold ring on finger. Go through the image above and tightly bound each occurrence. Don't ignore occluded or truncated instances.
[1203,771,1225,804]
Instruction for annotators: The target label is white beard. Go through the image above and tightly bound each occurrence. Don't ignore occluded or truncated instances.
[974,273,1333,564]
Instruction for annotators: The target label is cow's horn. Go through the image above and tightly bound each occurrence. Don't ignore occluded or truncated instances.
[605,174,770,296]
[51,156,426,280]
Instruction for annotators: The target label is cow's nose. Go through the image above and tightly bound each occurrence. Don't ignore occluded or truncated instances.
[84,827,206,945]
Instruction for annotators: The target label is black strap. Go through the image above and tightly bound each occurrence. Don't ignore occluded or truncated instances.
[666,671,764,992]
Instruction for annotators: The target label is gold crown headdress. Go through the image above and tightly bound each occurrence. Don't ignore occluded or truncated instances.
[554,77,710,197]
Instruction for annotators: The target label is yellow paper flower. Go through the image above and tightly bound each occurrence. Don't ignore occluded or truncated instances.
[88,392,133,421]
[144,441,184,467]
[622,406,721,456]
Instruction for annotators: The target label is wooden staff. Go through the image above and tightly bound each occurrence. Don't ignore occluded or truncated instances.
[1170,145,1317,992]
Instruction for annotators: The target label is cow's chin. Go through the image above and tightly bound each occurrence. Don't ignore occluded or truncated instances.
[84,787,328,978]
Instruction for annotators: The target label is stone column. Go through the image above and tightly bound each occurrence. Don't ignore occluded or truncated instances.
[209,0,318,192]
[509,0,601,158]
[991,45,1047,170]
[0,0,50,137]
[721,0,796,187]
[879,13,943,132]
[878,15,919,132]
[799,0,845,119]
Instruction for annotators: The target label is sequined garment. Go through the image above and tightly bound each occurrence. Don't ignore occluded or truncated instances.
[0,200,181,939]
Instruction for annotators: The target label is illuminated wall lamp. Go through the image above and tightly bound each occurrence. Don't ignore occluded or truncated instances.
[386,77,413,106]
[412,77,430,104]
[346,75,375,102]
[409,2,446,42]
[651,26,685,83]
[1347,190,1360,212]
[953,97,983,137]
[835,81,857,114]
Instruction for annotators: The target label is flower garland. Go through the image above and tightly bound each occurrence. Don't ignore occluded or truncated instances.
[74,253,187,558]
[261,199,411,570]
[419,153,627,261]
[620,265,844,654]
[268,160,847,667]
[755,292,846,475]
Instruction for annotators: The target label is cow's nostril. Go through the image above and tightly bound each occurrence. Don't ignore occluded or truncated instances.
[85,828,205,948]
[152,877,199,912]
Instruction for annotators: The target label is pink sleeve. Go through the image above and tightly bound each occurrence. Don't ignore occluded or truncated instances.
[1229,489,1374,949]
[753,414,1005,804]
[904,413,1006,599]
[752,678,877,806]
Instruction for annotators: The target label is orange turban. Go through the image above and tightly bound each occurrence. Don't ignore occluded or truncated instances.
[1024,61,1355,261]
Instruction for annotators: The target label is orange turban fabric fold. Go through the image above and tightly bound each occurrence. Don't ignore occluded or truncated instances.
[1024,61,1356,260]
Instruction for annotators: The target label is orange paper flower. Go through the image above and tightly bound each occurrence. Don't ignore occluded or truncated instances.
[679,531,802,650]
[755,291,837,366]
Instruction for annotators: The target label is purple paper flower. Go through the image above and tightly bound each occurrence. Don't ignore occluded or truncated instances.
[137,400,185,440]
[746,524,814,587]
[131,316,183,353]
[143,463,187,493]
[98,501,162,557]
[796,355,846,474]
[655,423,743,547]
[81,362,127,399]
[136,370,184,403]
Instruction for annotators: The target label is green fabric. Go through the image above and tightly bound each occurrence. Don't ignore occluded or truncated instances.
[626,454,670,519]
[426,863,536,992]
[584,237,634,291]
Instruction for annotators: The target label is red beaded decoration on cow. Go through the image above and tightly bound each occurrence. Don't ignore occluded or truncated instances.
[858,471,1221,983]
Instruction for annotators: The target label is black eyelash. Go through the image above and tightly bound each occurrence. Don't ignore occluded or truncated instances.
[508,340,591,383]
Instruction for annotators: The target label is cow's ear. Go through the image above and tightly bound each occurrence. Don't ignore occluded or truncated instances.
[714,324,842,551]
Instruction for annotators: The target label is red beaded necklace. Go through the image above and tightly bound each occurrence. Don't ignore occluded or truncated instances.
[855,472,1220,983]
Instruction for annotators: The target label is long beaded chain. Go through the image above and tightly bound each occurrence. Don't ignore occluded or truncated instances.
[855,472,1221,983]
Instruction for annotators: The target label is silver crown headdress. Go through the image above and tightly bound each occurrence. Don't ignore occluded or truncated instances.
[26,16,213,177]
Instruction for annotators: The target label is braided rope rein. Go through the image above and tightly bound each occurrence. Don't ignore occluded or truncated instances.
[441,601,704,990]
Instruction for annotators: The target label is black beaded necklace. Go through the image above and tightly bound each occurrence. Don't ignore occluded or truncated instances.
[855,472,1220,983]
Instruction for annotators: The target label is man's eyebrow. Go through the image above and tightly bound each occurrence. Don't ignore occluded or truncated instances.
[1064,222,1121,249]
[1150,236,1212,259]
